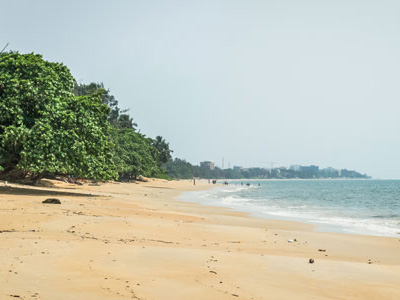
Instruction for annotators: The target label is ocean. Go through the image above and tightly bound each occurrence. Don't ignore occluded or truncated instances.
[180,179,400,237]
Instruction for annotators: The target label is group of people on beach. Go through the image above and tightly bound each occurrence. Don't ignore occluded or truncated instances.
[240,182,261,186]
[194,179,261,187]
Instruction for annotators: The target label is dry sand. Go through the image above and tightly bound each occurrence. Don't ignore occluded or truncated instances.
[0,179,399,300]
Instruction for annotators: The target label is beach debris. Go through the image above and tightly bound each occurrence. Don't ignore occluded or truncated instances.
[138,175,149,182]
[63,176,84,185]
[42,198,61,204]
[318,249,326,252]
[232,294,239,297]
[309,258,314,264]
[288,239,295,243]
[209,271,217,274]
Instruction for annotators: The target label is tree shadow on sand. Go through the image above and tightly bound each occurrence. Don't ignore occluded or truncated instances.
[0,186,99,197]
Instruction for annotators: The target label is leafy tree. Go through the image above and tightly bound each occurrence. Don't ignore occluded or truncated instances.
[164,158,194,179]
[74,83,139,130]
[74,82,124,126]
[152,136,172,165]
[114,113,137,129]
[0,52,116,180]
[73,82,166,179]
[111,128,162,180]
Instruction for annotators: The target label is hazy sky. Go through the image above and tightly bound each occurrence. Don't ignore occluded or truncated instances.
[1,0,400,178]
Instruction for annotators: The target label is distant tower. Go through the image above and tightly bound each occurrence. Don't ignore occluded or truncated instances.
[222,157,224,169]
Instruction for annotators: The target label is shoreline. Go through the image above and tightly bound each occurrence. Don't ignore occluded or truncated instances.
[1,179,400,299]
[180,186,400,238]
[191,180,400,238]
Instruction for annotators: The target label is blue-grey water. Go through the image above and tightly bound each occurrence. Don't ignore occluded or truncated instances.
[180,180,400,237]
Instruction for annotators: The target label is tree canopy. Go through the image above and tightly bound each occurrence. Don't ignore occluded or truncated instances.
[0,52,118,180]
[0,52,172,182]
[73,82,172,180]
[152,136,172,165]
[111,128,162,180]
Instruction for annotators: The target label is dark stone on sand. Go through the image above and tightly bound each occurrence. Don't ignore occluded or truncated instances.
[309,258,314,264]
[42,198,61,204]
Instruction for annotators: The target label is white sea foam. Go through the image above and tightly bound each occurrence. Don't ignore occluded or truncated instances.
[180,180,400,237]
[287,205,308,209]
[219,185,259,194]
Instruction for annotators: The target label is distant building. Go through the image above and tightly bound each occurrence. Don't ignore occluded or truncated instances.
[321,167,340,178]
[340,169,366,178]
[200,161,215,170]
[274,168,281,176]
[290,165,301,171]
[300,165,319,175]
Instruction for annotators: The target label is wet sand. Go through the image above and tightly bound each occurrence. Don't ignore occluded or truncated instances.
[0,179,399,300]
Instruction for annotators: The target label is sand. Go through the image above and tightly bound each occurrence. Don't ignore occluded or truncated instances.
[0,179,399,300]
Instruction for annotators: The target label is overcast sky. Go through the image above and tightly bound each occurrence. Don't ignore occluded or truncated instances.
[1,0,400,178]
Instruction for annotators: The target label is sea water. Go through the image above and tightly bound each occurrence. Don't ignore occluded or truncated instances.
[180,180,400,237]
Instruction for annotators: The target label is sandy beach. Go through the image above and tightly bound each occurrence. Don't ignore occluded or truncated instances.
[0,179,399,300]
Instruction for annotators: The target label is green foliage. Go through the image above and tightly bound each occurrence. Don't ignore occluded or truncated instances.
[164,158,194,179]
[114,113,137,129]
[152,136,172,165]
[74,82,120,125]
[74,82,137,129]
[0,52,175,182]
[111,128,163,180]
[0,52,116,180]
[74,81,170,180]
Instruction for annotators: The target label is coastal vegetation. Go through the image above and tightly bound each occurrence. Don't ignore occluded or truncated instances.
[0,52,368,182]
[0,52,171,182]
